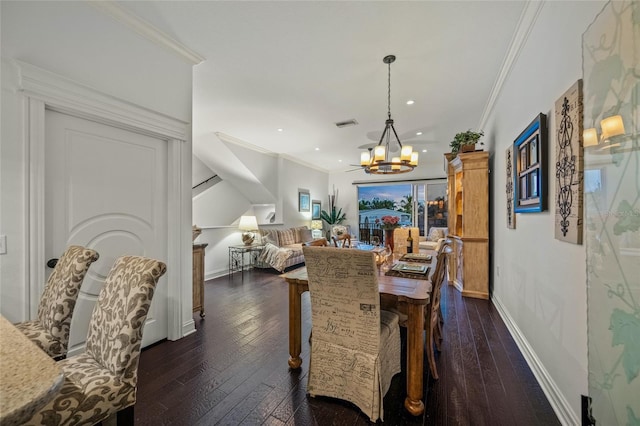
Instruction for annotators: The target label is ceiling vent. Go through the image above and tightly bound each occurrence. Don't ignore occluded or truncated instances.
[335,119,358,128]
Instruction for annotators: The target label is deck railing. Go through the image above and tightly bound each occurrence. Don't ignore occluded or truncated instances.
[357,224,384,244]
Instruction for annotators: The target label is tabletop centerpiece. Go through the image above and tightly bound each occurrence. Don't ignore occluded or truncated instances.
[377,215,401,252]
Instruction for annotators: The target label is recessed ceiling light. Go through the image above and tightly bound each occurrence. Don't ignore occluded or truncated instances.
[422,149,428,153]
[277,128,284,132]
[416,131,422,136]
[315,147,320,151]
[406,100,415,105]
[338,159,342,162]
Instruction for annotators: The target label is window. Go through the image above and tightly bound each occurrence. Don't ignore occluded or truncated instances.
[356,180,446,243]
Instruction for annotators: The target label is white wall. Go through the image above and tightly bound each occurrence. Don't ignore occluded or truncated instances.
[0,61,27,319]
[484,1,606,423]
[0,2,193,322]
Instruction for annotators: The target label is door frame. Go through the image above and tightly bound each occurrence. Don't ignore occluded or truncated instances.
[17,60,195,340]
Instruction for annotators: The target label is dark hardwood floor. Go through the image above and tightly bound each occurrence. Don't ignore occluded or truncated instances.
[135,267,559,425]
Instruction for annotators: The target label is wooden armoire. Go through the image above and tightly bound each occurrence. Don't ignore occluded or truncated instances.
[445,151,490,299]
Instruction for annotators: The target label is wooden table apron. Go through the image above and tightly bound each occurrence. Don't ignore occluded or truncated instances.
[283,267,432,416]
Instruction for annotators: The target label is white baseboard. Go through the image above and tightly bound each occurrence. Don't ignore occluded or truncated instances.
[492,295,579,426]
[181,319,196,338]
[205,268,230,281]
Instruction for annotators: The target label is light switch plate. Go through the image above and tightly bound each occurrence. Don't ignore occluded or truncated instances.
[0,235,6,255]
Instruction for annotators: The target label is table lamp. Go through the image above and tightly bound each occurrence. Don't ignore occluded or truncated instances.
[311,220,323,238]
[239,215,259,245]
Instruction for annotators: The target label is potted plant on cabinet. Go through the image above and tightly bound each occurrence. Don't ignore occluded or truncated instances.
[449,129,484,156]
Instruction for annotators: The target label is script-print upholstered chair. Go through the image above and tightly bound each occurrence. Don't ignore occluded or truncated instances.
[14,245,99,360]
[302,246,401,422]
[24,255,167,426]
[425,245,452,380]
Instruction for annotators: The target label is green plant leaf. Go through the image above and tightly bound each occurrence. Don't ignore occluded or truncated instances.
[320,206,346,225]
[613,200,640,236]
[627,406,640,426]
[610,308,640,383]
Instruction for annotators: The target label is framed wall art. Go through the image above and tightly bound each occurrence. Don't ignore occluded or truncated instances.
[554,79,584,244]
[505,145,516,229]
[311,200,321,220]
[298,190,310,212]
[514,113,547,213]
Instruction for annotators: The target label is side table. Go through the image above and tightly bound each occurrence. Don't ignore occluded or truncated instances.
[193,243,207,318]
[228,244,264,280]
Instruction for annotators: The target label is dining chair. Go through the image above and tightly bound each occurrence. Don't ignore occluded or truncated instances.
[331,233,351,248]
[302,246,401,422]
[425,245,452,380]
[14,245,99,360]
[392,227,419,254]
[304,237,329,247]
[24,255,166,426]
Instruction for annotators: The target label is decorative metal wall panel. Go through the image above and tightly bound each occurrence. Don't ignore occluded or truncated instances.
[505,145,516,229]
[554,80,584,244]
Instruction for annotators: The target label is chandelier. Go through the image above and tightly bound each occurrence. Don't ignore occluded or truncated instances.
[360,55,418,174]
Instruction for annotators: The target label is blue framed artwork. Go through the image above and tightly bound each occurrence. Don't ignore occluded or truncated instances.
[298,190,310,212]
[312,200,321,219]
[514,113,547,213]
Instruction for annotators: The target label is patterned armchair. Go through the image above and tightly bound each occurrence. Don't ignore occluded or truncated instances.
[302,246,401,422]
[24,256,167,426]
[14,245,99,360]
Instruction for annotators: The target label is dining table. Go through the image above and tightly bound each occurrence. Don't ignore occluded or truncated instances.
[0,315,64,425]
[283,252,434,416]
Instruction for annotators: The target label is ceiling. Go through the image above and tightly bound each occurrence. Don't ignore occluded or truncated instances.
[120,1,526,174]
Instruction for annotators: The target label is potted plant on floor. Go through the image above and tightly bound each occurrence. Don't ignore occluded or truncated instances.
[320,187,347,239]
[450,129,484,156]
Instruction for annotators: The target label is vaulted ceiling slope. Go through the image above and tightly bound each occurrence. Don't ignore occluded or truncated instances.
[115,1,526,175]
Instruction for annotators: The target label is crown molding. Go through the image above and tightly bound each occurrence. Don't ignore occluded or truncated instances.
[89,1,205,65]
[279,153,330,174]
[477,1,545,131]
[215,132,277,156]
[215,132,329,173]
[15,59,188,141]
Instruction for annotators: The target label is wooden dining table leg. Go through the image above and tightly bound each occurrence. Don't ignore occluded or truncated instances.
[404,303,425,415]
[288,281,303,369]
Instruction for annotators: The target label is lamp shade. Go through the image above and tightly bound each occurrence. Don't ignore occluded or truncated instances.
[583,128,598,147]
[311,220,323,230]
[238,215,258,231]
[600,115,625,140]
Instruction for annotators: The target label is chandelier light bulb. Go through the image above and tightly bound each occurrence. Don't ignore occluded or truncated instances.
[401,145,413,162]
[361,151,371,166]
[410,152,419,166]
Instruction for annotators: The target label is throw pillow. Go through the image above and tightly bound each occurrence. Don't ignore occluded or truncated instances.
[428,228,445,242]
[264,231,279,246]
[296,228,313,243]
[279,228,297,246]
[332,225,348,236]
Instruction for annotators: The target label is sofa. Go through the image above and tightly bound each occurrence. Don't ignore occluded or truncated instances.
[419,226,449,251]
[256,226,312,272]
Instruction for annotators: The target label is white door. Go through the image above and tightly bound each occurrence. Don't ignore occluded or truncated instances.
[45,109,168,355]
